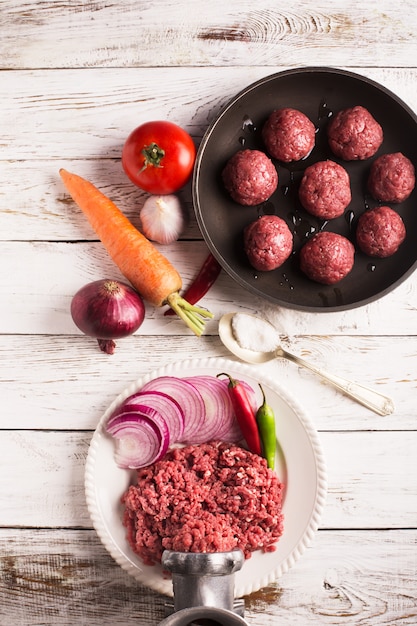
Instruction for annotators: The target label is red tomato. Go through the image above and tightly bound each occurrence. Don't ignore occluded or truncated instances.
[122,120,196,194]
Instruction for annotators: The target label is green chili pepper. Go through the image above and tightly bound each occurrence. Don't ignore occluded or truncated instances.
[256,384,276,469]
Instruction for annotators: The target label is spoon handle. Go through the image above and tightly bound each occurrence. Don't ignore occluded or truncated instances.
[277,348,394,416]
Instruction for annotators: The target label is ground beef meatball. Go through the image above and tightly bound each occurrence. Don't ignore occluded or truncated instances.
[367,152,415,203]
[222,149,278,206]
[327,105,383,161]
[356,206,406,257]
[298,160,352,219]
[262,107,316,162]
[300,231,355,284]
[244,214,293,271]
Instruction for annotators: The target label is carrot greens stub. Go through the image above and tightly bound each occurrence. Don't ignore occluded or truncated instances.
[165,252,222,316]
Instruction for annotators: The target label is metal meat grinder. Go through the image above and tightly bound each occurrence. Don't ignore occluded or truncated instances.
[158,549,251,625]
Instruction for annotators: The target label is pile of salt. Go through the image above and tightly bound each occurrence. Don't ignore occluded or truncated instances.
[231,313,279,353]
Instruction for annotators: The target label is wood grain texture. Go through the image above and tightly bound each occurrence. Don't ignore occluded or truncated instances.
[0,334,414,431]
[1,240,416,336]
[0,529,164,626]
[1,1,417,69]
[1,1,417,623]
[0,160,201,242]
[0,430,416,529]
[1,529,416,625]
[1,67,417,162]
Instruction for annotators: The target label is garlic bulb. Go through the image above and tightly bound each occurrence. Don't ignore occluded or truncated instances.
[140,194,186,244]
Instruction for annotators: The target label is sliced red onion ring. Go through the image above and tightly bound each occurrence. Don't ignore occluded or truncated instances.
[185,376,243,443]
[122,390,184,443]
[106,374,259,469]
[140,376,206,442]
[106,406,170,469]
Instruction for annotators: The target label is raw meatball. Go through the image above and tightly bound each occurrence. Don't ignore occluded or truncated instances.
[367,152,415,203]
[298,160,352,219]
[262,108,316,162]
[356,206,406,258]
[222,149,278,206]
[327,105,383,161]
[300,231,355,284]
[244,214,293,271]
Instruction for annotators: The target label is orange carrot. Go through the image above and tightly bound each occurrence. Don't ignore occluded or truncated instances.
[60,168,213,336]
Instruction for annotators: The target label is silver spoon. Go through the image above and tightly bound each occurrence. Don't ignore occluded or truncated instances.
[218,312,394,416]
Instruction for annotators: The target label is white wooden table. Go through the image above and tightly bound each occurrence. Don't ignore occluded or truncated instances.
[1,1,417,624]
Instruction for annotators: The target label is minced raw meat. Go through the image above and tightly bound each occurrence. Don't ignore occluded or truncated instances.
[367,152,415,203]
[222,149,278,206]
[300,231,355,285]
[244,214,293,271]
[298,160,352,219]
[122,441,284,565]
[327,105,383,161]
[356,205,406,257]
[262,107,316,162]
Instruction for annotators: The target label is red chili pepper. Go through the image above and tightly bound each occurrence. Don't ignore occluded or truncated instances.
[217,373,262,456]
[164,252,222,316]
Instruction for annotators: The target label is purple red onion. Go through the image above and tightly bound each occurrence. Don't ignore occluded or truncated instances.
[106,407,169,469]
[126,390,185,443]
[139,376,207,442]
[106,374,260,469]
[70,279,145,354]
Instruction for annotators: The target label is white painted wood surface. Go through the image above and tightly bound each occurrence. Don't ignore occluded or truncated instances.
[1,1,417,624]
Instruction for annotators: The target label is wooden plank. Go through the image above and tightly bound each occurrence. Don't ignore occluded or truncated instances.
[0,334,414,431]
[1,240,416,336]
[2,1,417,69]
[0,529,163,626]
[0,431,416,529]
[1,1,416,625]
[0,160,201,242]
[0,528,416,625]
[1,67,417,161]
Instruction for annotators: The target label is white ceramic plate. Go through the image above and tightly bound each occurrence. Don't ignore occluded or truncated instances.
[85,357,327,597]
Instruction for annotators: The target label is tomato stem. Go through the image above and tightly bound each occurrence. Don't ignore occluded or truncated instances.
[141,142,165,169]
